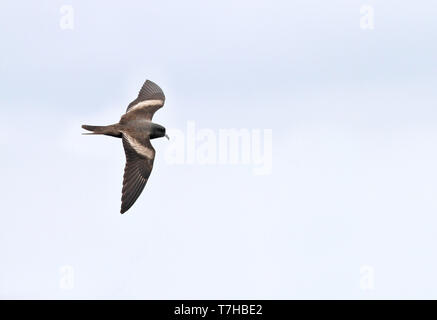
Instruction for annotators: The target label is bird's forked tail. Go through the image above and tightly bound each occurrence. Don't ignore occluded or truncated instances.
[81,124,122,138]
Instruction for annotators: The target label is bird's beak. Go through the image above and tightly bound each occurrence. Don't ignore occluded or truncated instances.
[165,134,170,140]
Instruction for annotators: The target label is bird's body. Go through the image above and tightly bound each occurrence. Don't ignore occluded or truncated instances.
[82,80,168,214]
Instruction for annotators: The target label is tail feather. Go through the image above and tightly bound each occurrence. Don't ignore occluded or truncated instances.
[81,124,122,138]
[82,125,108,134]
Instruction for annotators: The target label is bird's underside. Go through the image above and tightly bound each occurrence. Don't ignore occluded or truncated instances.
[82,80,166,214]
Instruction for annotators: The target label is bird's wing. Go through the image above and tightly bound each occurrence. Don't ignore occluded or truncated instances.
[120,133,155,214]
[123,80,165,121]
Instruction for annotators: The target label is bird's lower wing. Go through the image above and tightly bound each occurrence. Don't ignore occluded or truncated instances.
[121,134,155,214]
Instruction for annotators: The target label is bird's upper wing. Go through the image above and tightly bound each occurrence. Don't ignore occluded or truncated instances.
[123,80,165,121]
[120,133,155,214]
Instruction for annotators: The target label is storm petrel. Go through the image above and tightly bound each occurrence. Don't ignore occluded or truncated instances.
[82,80,168,214]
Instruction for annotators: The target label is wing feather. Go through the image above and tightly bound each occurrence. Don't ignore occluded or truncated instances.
[123,80,165,121]
[120,134,155,214]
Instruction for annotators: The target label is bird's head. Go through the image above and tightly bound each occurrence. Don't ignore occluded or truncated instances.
[150,123,169,140]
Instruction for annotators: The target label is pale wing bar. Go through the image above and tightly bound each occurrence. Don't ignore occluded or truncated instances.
[125,80,165,120]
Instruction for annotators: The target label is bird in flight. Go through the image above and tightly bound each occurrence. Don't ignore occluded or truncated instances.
[82,80,168,214]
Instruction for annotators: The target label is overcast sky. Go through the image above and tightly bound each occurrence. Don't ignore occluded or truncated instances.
[1,0,437,299]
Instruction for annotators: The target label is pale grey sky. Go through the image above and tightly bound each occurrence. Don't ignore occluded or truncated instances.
[1,0,437,299]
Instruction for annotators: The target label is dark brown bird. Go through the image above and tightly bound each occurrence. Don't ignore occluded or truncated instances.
[82,80,168,214]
